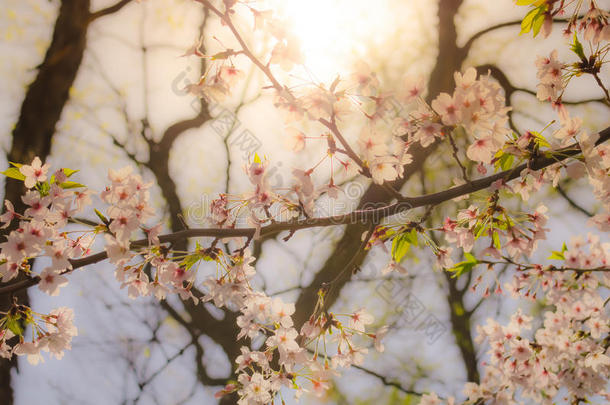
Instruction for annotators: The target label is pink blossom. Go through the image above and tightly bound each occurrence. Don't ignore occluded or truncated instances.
[19,157,50,189]
[38,268,68,296]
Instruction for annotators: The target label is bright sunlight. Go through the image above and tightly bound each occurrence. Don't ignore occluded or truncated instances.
[269,0,416,80]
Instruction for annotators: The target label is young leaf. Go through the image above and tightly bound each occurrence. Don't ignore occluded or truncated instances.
[475,223,488,239]
[404,228,419,246]
[181,254,200,270]
[547,251,565,260]
[531,12,545,37]
[391,233,411,263]
[62,168,79,178]
[520,5,546,37]
[520,7,539,34]
[59,181,86,189]
[492,231,502,249]
[37,181,50,196]
[493,151,515,172]
[570,33,586,61]
[548,243,567,260]
[464,252,478,263]
[94,209,109,225]
[5,315,23,336]
[0,167,26,181]
[532,131,551,148]
[447,253,479,278]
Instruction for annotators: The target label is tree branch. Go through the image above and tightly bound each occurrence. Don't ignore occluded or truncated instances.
[1,126,607,296]
[477,64,607,106]
[89,0,134,22]
[351,364,425,397]
[460,18,569,57]
[556,183,593,217]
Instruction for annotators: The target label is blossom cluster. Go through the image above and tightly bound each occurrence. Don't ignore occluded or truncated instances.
[517,0,610,41]
[536,49,565,102]
[430,68,511,164]
[0,155,389,403]
[532,2,608,104]
[580,131,610,231]
[205,65,514,237]
[0,158,93,295]
[441,195,549,262]
[0,0,607,403]
[208,156,329,235]
[1,306,77,365]
[202,248,385,403]
[465,235,610,404]
[418,235,610,405]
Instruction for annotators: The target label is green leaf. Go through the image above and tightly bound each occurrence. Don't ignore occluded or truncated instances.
[531,12,545,37]
[547,251,565,260]
[9,162,23,168]
[516,0,539,5]
[448,253,479,278]
[5,315,23,336]
[376,225,397,241]
[570,33,586,60]
[531,131,551,148]
[0,167,25,181]
[520,5,547,37]
[548,243,568,260]
[94,209,109,225]
[62,168,79,178]
[391,233,412,263]
[492,231,502,249]
[464,252,478,263]
[475,223,487,239]
[59,181,85,189]
[404,228,418,246]
[37,181,50,196]
[501,153,515,171]
[52,169,80,184]
[520,7,539,34]
[447,261,474,278]
[181,254,200,270]
[494,151,515,172]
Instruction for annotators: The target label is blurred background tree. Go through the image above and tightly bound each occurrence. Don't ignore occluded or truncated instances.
[0,0,608,404]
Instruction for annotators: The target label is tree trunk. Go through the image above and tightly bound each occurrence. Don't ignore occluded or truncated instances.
[0,1,91,403]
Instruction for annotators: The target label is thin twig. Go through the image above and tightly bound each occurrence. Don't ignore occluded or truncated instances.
[556,184,593,217]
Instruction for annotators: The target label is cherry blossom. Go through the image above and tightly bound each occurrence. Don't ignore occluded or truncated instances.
[0,2,608,403]
[19,157,50,188]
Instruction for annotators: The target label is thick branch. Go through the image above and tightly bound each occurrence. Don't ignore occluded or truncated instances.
[443,271,479,382]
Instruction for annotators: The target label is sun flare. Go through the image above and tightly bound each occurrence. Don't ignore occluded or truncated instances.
[268,0,413,81]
